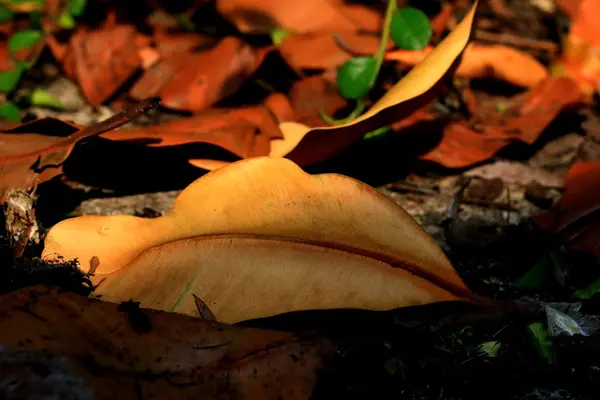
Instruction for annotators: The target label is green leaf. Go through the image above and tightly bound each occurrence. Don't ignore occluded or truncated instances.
[29,88,64,109]
[57,11,76,29]
[270,28,291,46]
[337,56,377,100]
[478,341,501,357]
[574,276,600,299]
[68,0,87,17]
[0,101,21,122]
[527,322,554,364]
[0,67,23,93]
[390,7,432,51]
[514,255,551,288]
[8,29,42,53]
[0,6,14,22]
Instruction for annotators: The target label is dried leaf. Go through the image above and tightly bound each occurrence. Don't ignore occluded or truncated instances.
[0,99,159,202]
[101,105,282,159]
[553,0,600,98]
[279,31,389,70]
[416,77,583,168]
[0,286,334,399]
[130,37,263,112]
[533,161,600,261]
[48,25,143,105]
[216,0,380,34]
[386,43,549,88]
[43,157,487,324]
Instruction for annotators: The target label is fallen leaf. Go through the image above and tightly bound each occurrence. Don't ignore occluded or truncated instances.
[386,43,549,88]
[48,25,144,105]
[130,36,264,112]
[279,31,390,71]
[0,98,159,202]
[533,161,600,261]
[269,0,479,167]
[0,286,335,399]
[216,0,381,34]
[552,0,600,98]
[43,157,487,324]
[417,77,583,168]
[288,73,348,127]
[101,104,283,159]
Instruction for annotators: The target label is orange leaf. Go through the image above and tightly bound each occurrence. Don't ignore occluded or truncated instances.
[279,31,390,70]
[552,0,600,98]
[130,37,264,112]
[386,43,549,88]
[216,0,381,34]
[0,99,159,202]
[101,104,282,159]
[49,25,143,105]
[0,286,335,399]
[533,161,600,261]
[43,157,488,324]
[411,77,583,168]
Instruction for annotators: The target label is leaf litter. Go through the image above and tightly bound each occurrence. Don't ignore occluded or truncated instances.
[2,0,600,399]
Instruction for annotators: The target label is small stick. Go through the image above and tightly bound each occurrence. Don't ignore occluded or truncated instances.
[475,30,558,53]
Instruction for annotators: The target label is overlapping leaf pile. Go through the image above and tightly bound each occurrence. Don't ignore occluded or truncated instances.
[0,1,479,199]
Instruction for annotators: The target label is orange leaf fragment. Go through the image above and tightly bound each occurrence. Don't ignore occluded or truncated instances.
[130,36,263,112]
[279,31,389,71]
[386,43,549,88]
[0,286,335,399]
[553,0,600,98]
[43,157,486,323]
[216,0,380,34]
[533,161,600,261]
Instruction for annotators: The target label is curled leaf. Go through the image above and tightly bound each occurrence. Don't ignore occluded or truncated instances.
[43,157,486,324]
[270,1,478,167]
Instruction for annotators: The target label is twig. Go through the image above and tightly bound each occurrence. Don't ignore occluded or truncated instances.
[475,30,558,53]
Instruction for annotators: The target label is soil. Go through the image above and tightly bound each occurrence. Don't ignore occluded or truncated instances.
[2,0,600,399]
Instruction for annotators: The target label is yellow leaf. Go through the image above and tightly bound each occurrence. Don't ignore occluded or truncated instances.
[43,158,486,324]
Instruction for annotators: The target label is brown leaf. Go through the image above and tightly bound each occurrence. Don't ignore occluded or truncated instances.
[216,0,380,34]
[386,43,549,88]
[101,104,282,159]
[288,74,348,127]
[416,77,583,168]
[279,31,389,70]
[130,36,263,112]
[0,286,335,399]
[533,161,600,261]
[43,157,489,324]
[0,98,159,202]
[49,25,144,105]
